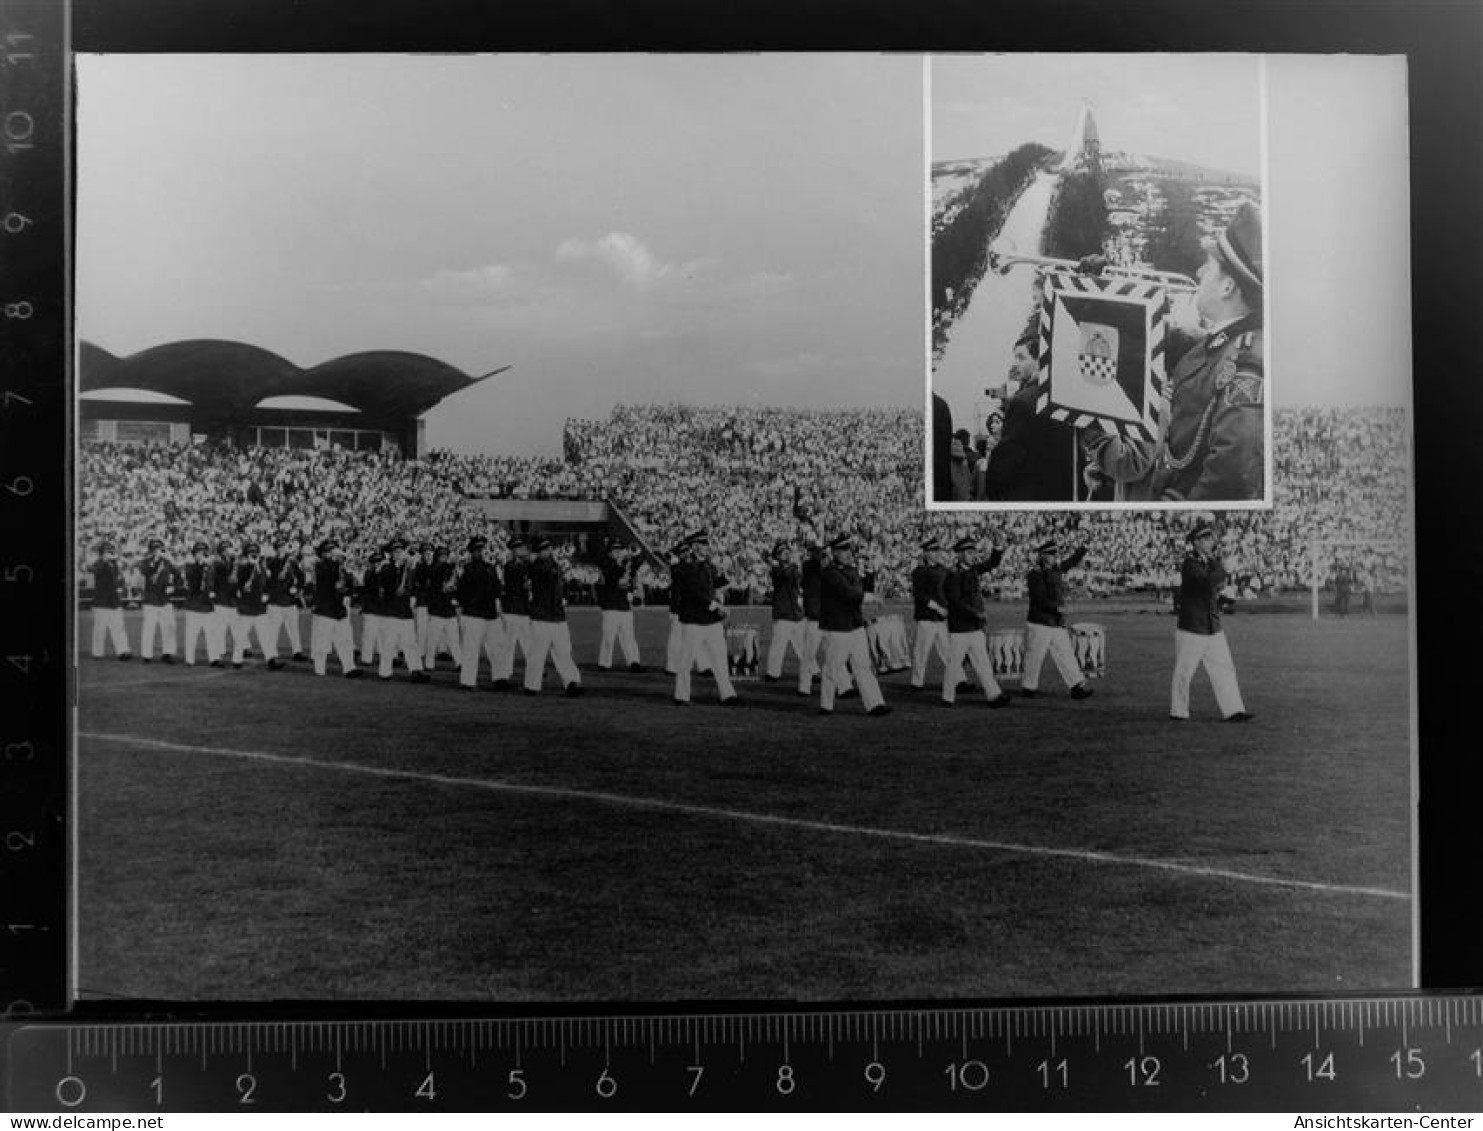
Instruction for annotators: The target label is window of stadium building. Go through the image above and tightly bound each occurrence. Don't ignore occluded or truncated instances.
[253,426,393,452]
[96,420,188,445]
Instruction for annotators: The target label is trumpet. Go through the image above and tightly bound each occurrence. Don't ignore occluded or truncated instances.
[444,561,464,594]
[986,247,1197,296]
[396,558,415,598]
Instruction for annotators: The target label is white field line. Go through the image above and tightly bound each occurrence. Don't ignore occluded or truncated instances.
[79,730,1411,902]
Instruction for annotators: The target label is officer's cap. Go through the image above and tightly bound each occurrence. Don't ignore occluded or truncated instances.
[920,537,941,553]
[99,541,116,553]
[1036,538,1059,556]
[771,540,791,560]
[192,541,209,554]
[147,538,165,551]
[684,528,710,547]
[1202,201,1263,295]
[951,536,977,553]
[243,542,261,555]
[316,538,338,555]
[1187,520,1217,543]
[508,536,526,551]
[467,536,488,552]
[827,533,855,553]
[533,537,553,552]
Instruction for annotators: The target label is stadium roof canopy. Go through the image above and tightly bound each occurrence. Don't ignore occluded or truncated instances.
[78,339,497,419]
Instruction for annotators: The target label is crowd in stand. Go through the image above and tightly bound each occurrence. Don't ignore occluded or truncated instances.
[79,403,1410,603]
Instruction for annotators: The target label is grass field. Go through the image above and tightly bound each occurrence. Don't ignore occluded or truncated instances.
[76,604,1413,1003]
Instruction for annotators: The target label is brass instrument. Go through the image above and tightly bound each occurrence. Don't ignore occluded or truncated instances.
[986,247,1197,296]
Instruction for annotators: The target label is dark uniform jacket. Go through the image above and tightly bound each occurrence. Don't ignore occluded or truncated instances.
[769,563,803,622]
[211,558,237,607]
[982,381,1080,502]
[597,557,636,612]
[528,557,567,623]
[265,556,301,608]
[90,559,123,609]
[427,562,458,619]
[234,561,269,617]
[501,558,532,616]
[311,560,349,620]
[1150,316,1264,502]
[818,562,866,633]
[672,560,728,626]
[456,559,502,619]
[379,560,416,620]
[801,557,824,621]
[411,560,434,609]
[911,562,949,622]
[1027,546,1088,628]
[944,549,1004,633]
[1177,552,1227,636]
[140,554,177,607]
[182,561,215,613]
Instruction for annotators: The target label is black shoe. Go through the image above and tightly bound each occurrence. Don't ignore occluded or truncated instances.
[209,659,225,668]
[720,696,741,707]
[267,658,285,670]
[118,653,133,661]
[142,657,152,664]
[1168,714,1186,722]
[673,698,690,706]
[868,704,893,717]
[161,654,176,665]
[986,694,1013,709]
[938,699,954,708]
[597,665,612,672]
[908,683,924,692]
[1070,683,1094,700]
[393,657,406,669]
[379,675,393,682]
[458,684,474,692]
[344,668,365,679]
[410,671,430,684]
[795,689,812,697]
[564,683,584,698]
[839,688,858,700]
[763,674,779,683]
[523,688,539,696]
[816,707,832,716]
[629,663,644,673]
[664,669,678,676]
[292,651,308,661]
[956,681,970,694]
[1019,687,1040,699]
[1223,710,1254,723]
[491,679,512,691]
[233,662,244,670]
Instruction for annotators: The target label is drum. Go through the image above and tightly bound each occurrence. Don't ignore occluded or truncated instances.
[866,612,910,672]
[726,625,760,680]
[1070,622,1106,678]
[988,627,1025,680]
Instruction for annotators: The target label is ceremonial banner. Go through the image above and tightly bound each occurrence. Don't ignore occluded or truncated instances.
[1035,274,1169,443]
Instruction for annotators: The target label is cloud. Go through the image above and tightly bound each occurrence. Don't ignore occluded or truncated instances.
[555,231,685,290]
[418,263,517,300]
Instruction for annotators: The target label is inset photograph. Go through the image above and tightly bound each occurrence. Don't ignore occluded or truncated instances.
[929,55,1267,507]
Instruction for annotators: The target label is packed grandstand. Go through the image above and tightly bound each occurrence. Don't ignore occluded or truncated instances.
[78,404,1409,604]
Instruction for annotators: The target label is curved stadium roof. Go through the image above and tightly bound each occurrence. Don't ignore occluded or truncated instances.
[78,339,498,419]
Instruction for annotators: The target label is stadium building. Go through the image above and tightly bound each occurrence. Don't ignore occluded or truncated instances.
[78,339,502,457]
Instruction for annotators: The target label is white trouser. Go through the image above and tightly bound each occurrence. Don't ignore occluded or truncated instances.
[311,615,356,674]
[1171,629,1245,718]
[140,603,177,658]
[800,619,842,693]
[491,613,531,680]
[819,628,883,711]
[231,614,272,663]
[526,619,581,691]
[183,609,222,664]
[599,608,640,667]
[1022,622,1084,691]
[377,617,423,677]
[459,615,500,686]
[213,605,244,655]
[944,631,1003,703]
[910,620,950,687]
[414,605,430,655]
[264,603,302,656]
[90,607,129,657]
[765,617,808,679]
[675,622,736,702]
[867,617,910,670]
[423,615,461,669]
[666,612,705,674]
[359,614,383,664]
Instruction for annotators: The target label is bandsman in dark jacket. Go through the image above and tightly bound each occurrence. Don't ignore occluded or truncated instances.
[88,540,132,660]
[491,537,532,689]
[457,535,503,690]
[1020,538,1094,700]
[138,537,180,663]
[231,541,273,669]
[211,539,243,664]
[411,541,436,657]
[671,529,738,706]
[309,538,362,677]
[816,534,890,716]
[763,540,809,686]
[1171,520,1252,721]
[941,535,1012,708]
[524,538,583,697]
[181,540,222,665]
[357,548,387,669]
[908,537,951,690]
[376,538,429,682]
[263,536,308,668]
[596,541,644,672]
[421,546,462,672]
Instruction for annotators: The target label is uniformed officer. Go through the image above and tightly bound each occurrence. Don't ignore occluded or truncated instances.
[211,539,242,663]
[797,541,852,697]
[908,538,951,690]
[377,538,430,682]
[1171,519,1252,722]
[1083,202,1265,502]
[231,542,274,668]
[663,541,687,676]
[1021,537,1095,700]
[456,535,503,690]
[525,538,583,697]
[357,547,387,669]
[262,536,308,668]
[181,541,221,665]
[138,537,180,663]
[816,534,890,716]
[411,541,436,657]
[88,540,132,660]
[670,529,738,706]
[596,540,644,672]
[941,535,1012,708]
[490,536,531,690]
[763,540,809,684]
[309,538,362,678]
[422,545,462,673]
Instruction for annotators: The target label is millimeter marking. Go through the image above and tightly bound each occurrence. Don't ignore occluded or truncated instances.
[80,730,1411,901]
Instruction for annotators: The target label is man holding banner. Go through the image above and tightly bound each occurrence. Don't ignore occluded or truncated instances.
[982,329,1081,502]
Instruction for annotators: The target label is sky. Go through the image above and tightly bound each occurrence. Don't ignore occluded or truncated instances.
[76,53,1410,455]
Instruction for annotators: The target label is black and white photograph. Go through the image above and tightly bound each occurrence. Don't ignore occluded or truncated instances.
[73,52,1414,1005]
[929,54,1271,508]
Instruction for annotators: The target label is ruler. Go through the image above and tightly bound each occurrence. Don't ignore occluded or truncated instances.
[5,996,1482,1111]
